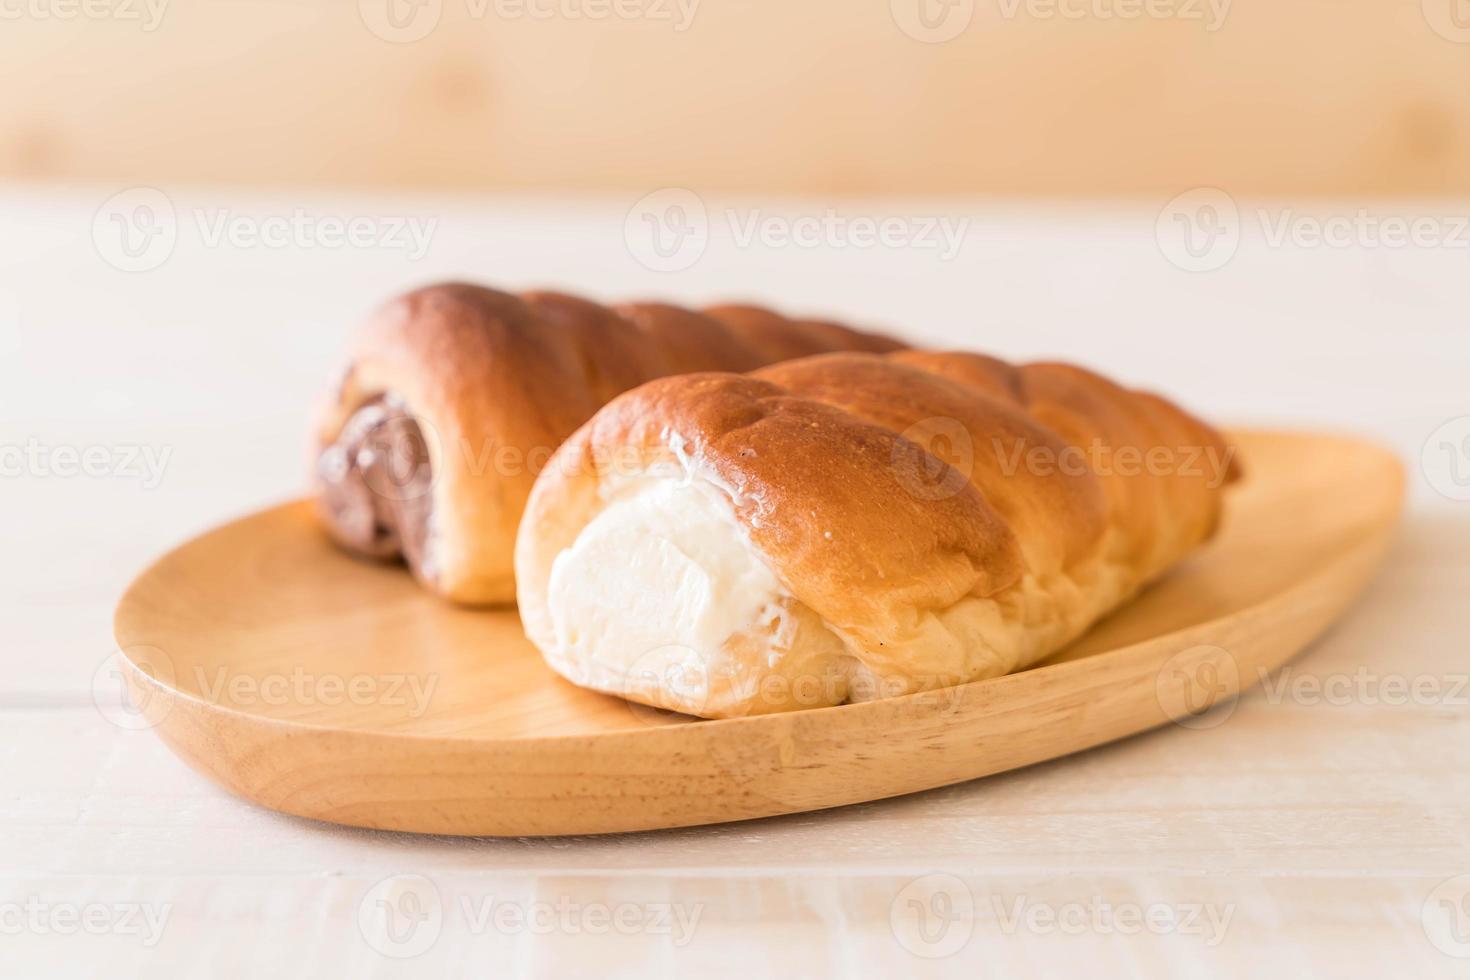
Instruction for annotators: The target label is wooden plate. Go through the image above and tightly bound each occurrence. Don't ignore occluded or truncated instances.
[113,429,1402,836]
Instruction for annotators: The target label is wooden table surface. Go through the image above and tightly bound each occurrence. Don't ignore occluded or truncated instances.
[3,187,1468,977]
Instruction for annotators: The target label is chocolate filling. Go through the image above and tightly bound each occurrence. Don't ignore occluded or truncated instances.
[316,394,435,578]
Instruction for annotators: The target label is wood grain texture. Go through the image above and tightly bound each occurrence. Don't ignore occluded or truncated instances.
[111,429,1403,836]
[6,190,1466,975]
[2,4,1467,196]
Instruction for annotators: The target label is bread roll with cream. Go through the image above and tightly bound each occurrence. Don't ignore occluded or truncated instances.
[514,351,1240,717]
[313,283,902,604]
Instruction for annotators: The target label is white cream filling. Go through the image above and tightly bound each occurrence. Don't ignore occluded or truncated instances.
[544,477,790,701]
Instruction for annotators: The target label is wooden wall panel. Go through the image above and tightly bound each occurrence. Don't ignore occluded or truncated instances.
[0,0,1466,195]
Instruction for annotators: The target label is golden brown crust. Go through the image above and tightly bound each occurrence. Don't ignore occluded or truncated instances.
[516,349,1241,715]
[612,302,770,375]
[314,283,905,604]
[752,354,1108,575]
[583,371,1026,610]
[703,304,907,363]
[892,350,1239,572]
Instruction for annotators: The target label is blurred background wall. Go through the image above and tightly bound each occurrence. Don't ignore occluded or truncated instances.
[2,0,1467,196]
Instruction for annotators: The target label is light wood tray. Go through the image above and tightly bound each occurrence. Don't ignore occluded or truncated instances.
[113,429,1402,836]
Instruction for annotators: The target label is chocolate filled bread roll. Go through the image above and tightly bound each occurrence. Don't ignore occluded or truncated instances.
[514,351,1240,717]
[313,283,903,604]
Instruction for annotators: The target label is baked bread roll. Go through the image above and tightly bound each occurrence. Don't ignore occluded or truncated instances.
[514,351,1240,717]
[312,283,902,604]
